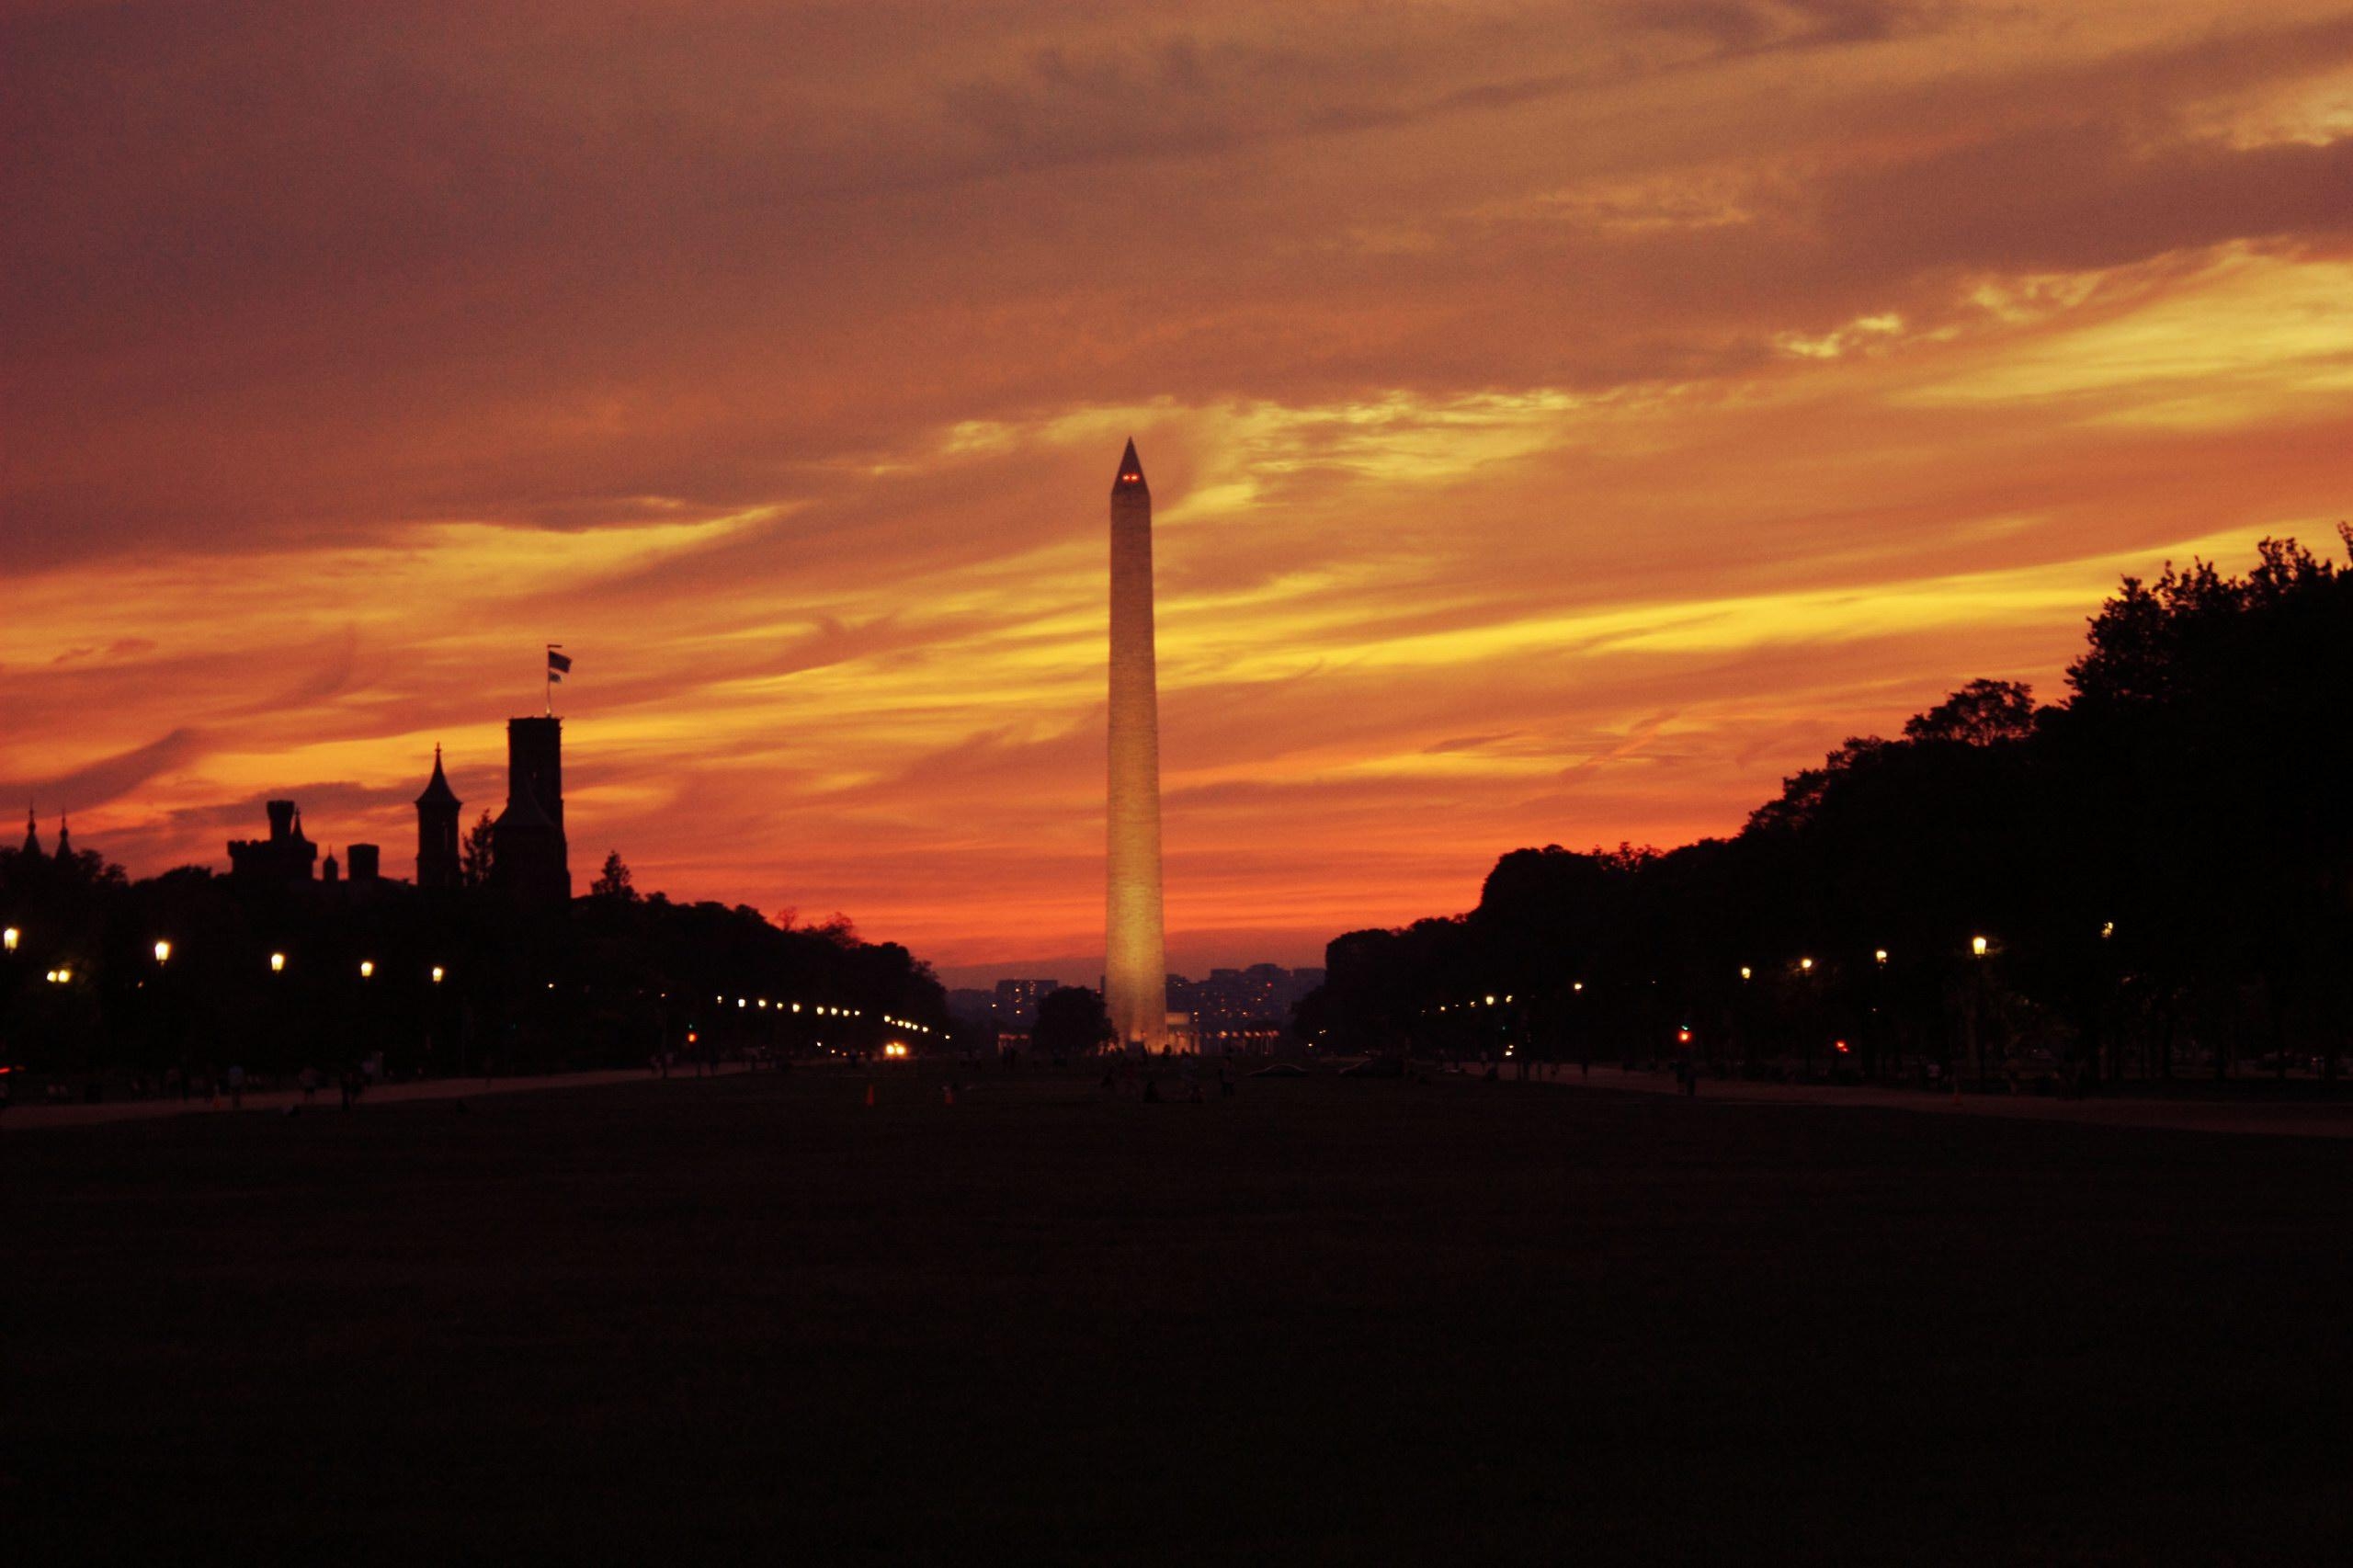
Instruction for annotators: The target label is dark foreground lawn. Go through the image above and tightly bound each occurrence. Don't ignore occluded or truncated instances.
[7,1068,2353,1566]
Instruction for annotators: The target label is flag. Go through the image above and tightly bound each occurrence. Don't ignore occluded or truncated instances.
[547,647,572,683]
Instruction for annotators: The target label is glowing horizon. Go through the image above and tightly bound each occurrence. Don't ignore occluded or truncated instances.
[6,3,2351,983]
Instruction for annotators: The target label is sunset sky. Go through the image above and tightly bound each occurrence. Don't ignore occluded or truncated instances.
[5,1,2350,983]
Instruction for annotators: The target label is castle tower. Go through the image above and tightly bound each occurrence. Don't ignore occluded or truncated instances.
[1106,439,1170,1051]
[506,716,563,832]
[493,716,570,904]
[228,800,316,881]
[22,807,40,858]
[415,745,462,889]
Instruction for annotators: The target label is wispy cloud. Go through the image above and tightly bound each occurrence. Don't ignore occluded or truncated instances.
[4,1,2349,972]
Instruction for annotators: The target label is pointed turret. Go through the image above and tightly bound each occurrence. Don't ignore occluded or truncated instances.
[415,744,464,891]
[1113,437,1147,494]
[54,816,72,859]
[415,744,460,810]
[21,806,40,859]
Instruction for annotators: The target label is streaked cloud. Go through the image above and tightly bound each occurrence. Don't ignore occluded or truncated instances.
[4,0,2348,979]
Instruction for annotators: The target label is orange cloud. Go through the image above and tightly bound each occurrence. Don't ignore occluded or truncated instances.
[4,2,2349,980]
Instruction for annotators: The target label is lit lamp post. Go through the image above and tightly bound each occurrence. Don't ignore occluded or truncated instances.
[4,925,19,953]
[152,940,175,1081]
[270,951,287,973]
[425,965,447,1076]
[1961,935,1990,1097]
[1797,958,1817,1080]
[1865,949,1889,1080]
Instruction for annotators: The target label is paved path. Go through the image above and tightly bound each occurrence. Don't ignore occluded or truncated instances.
[1501,1062,2353,1139]
[3,1062,757,1131]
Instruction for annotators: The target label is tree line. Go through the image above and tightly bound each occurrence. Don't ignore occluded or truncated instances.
[0,845,954,1085]
[1299,531,2353,1086]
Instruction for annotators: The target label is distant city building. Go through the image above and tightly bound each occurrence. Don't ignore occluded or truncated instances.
[322,847,341,884]
[946,988,995,1028]
[228,801,318,882]
[414,745,462,889]
[491,716,570,904]
[991,978,1062,1030]
[1169,963,1324,1051]
[347,844,381,883]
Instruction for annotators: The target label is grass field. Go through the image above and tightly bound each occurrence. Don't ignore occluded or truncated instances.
[9,1066,2353,1564]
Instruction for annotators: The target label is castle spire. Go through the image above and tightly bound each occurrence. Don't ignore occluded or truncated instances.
[22,805,40,858]
[414,744,464,890]
[415,744,461,809]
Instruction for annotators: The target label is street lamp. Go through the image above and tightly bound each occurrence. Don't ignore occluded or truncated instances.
[1874,949,1888,965]
[431,965,446,984]
[4,926,17,952]
[1972,935,1989,958]
[359,960,376,980]
[1799,957,1814,973]
[1739,966,1752,982]
[153,939,173,964]
[270,951,287,973]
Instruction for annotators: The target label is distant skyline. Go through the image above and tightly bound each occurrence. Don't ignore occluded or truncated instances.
[6,3,2351,973]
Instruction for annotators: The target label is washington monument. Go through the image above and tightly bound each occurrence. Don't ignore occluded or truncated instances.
[1106,438,1169,1051]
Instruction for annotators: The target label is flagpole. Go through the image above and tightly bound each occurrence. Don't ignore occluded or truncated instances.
[544,643,568,716]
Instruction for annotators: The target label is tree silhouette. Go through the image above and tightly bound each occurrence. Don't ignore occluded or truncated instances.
[1304,530,2353,1089]
[0,829,952,1081]
[1032,986,1108,1061]
[460,811,495,887]
[590,851,636,901]
[1903,678,2036,746]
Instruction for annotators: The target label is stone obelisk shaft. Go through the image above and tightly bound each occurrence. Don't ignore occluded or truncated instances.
[1106,440,1168,1051]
